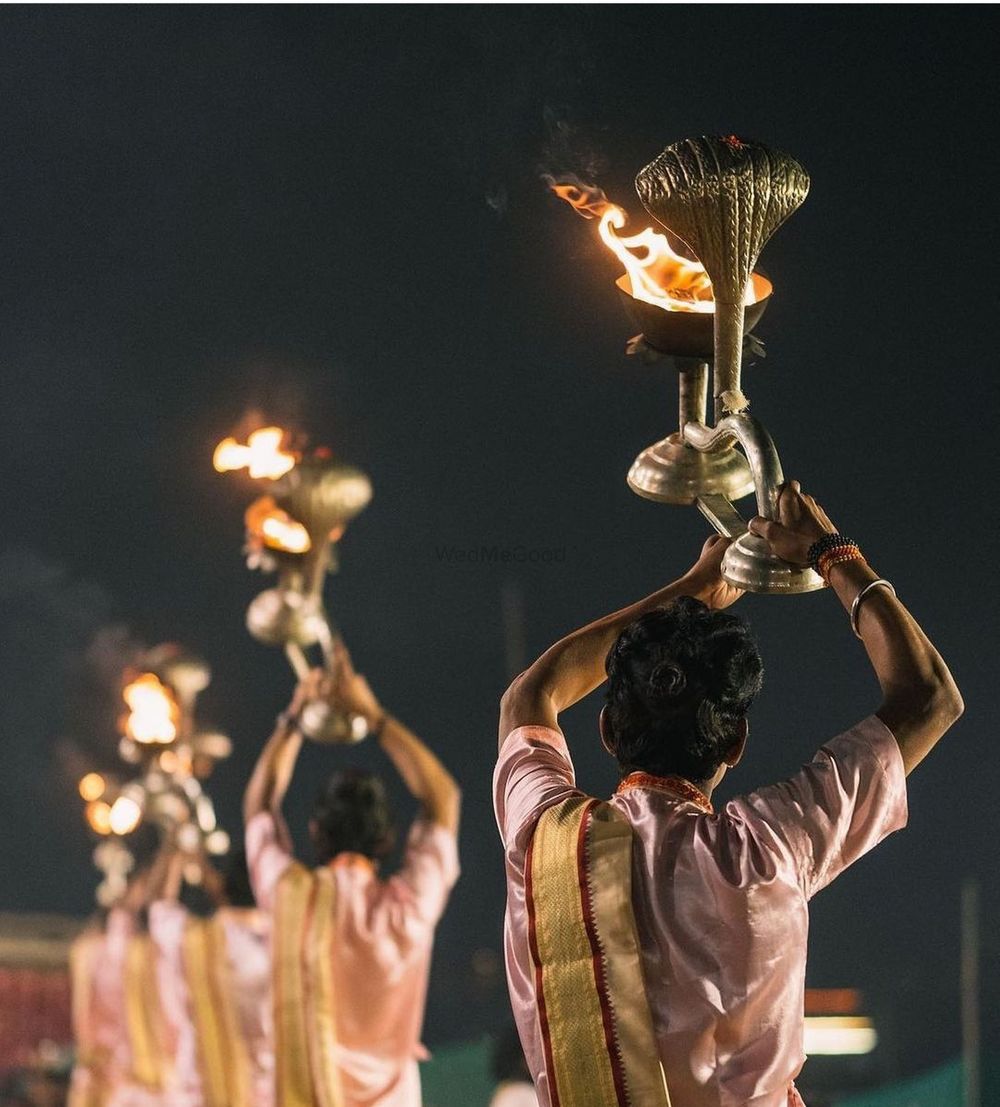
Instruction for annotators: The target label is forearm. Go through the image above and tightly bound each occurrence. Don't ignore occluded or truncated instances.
[242,717,303,825]
[378,715,461,832]
[500,571,708,738]
[828,558,963,769]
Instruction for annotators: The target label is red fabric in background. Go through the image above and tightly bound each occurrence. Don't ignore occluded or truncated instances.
[0,967,71,1072]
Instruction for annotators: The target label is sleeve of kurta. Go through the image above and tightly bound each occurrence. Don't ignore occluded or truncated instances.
[390,818,461,930]
[245,810,295,913]
[492,724,582,870]
[730,714,908,898]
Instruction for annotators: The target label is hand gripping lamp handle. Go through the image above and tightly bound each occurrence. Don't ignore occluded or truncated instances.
[684,414,823,594]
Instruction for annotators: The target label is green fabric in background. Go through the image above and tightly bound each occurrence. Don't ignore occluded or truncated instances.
[835,1056,999,1107]
[420,1037,495,1107]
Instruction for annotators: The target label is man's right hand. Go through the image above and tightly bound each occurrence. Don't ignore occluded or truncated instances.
[747,481,838,566]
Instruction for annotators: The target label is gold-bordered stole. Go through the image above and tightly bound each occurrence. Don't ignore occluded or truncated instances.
[274,861,344,1107]
[526,795,671,1107]
[124,933,170,1091]
[68,929,106,1107]
[182,914,252,1107]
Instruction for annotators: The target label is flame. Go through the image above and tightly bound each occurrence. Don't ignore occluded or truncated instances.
[108,795,143,835]
[214,427,296,480]
[245,496,312,553]
[79,772,106,802]
[123,673,179,744]
[548,179,755,314]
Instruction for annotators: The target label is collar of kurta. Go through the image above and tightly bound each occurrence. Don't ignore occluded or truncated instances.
[327,852,377,873]
[615,771,714,814]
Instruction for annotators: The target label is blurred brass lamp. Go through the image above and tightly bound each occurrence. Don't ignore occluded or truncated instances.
[216,427,373,742]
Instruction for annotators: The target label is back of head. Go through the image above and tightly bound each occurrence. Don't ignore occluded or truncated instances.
[223,848,255,909]
[604,596,764,783]
[311,768,395,865]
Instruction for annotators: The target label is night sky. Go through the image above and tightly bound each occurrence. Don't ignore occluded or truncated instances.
[1,5,996,1086]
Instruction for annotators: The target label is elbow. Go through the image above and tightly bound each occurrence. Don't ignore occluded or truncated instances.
[886,676,964,731]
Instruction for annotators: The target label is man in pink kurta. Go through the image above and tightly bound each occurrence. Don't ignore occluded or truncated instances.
[243,643,462,1107]
[148,893,274,1107]
[247,811,458,1105]
[495,717,906,1107]
[495,489,962,1107]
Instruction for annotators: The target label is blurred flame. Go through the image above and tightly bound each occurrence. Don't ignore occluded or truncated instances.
[548,179,755,314]
[109,795,143,835]
[86,800,113,835]
[123,673,179,744]
[214,427,296,480]
[79,773,106,802]
[245,496,311,554]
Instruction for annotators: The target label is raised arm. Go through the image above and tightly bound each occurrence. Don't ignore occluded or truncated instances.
[242,671,321,848]
[498,536,743,746]
[327,640,461,833]
[748,482,963,773]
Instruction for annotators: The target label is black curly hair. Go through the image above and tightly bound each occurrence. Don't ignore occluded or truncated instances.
[603,596,764,784]
[310,768,396,864]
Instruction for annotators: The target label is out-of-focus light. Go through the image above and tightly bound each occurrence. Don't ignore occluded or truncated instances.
[78,773,106,802]
[804,988,861,1015]
[803,1016,877,1055]
[86,801,113,835]
[213,427,296,480]
[159,750,180,774]
[206,829,229,855]
[108,795,143,835]
[123,673,179,744]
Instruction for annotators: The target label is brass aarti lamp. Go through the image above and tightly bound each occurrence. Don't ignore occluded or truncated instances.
[620,135,822,594]
[216,428,373,742]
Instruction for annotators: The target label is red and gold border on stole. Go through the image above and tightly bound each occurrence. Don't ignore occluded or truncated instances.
[68,929,107,1107]
[123,934,169,1091]
[182,915,252,1107]
[274,862,344,1107]
[526,796,671,1107]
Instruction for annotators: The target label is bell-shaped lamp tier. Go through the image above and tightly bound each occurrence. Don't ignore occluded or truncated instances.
[628,433,755,505]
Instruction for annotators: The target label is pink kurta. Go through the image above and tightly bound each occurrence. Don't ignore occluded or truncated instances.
[147,902,203,1107]
[246,812,460,1107]
[147,902,274,1107]
[494,716,907,1107]
[93,910,160,1107]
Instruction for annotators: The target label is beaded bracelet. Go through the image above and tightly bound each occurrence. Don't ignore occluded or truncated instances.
[807,533,859,573]
[818,547,865,581]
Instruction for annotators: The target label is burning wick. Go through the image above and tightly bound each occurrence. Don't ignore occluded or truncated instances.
[214,426,296,480]
[546,177,754,314]
[245,496,312,554]
[123,673,179,745]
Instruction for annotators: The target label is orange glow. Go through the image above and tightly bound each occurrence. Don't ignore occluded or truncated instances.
[213,426,296,480]
[86,800,113,835]
[78,773,106,802]
[548,179,756,314]
[245,496,311,554]
[123,673,179,744]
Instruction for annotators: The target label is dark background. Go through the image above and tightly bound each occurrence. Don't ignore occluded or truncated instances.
[0,4,996,1090]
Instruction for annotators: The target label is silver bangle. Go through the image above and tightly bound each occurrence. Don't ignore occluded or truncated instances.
[850,579,896,639]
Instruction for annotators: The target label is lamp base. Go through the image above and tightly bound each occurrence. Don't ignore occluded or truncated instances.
[722,533,825,595]
[628,433,755,505]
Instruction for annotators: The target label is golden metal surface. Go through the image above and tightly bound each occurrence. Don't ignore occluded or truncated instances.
[636,135,808,413]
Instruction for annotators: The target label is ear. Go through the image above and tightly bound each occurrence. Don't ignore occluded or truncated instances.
[598,706,614,756]
[723,717,749,768]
